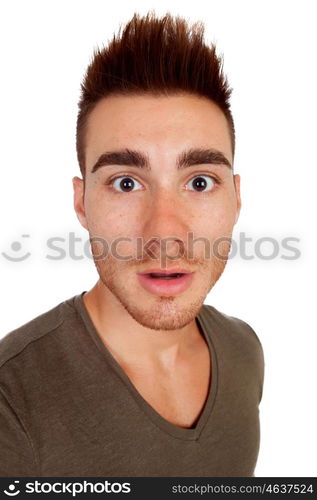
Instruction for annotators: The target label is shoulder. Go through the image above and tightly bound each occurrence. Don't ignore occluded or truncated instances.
[0,295,77,372]
[200,302,263,353]
[199,303,265,400]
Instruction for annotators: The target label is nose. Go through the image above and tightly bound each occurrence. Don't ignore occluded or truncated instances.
[141,188,191,259]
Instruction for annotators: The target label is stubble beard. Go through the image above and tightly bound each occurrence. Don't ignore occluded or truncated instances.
[90,239,231,332]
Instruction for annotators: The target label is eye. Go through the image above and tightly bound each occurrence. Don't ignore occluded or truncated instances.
[109,176,143,193]
[186,175,218,192]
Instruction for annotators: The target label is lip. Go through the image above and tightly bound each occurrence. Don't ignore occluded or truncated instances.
[137,268,193,275]
[137,271,195,296]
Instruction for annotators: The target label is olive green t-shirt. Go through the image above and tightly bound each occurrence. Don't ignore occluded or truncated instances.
[0,292,264,477]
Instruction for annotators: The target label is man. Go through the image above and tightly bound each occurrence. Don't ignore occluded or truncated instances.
[0,11,264,477]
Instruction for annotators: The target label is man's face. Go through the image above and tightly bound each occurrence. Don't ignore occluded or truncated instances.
[73,93,241,331]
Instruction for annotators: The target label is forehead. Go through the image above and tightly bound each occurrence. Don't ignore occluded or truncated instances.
[85,93,232,169]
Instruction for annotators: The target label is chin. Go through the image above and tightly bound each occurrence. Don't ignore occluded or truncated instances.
[118,292,207,331]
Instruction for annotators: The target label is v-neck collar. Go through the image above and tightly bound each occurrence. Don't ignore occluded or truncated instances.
[73,291,218,441]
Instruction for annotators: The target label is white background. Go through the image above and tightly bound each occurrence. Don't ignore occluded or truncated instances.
[0,0,316,477]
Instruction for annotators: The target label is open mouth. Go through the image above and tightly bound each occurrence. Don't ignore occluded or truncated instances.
[148,273,185,280]
[137,271,195,296]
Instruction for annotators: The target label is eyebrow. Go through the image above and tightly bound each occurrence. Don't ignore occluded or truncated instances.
[91,147,232,173]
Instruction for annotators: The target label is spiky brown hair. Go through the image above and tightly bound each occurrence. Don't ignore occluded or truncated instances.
[76,10,235,179]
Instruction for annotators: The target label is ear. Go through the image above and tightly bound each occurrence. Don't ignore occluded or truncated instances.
[233,174,241,224]
[72,176,88,230]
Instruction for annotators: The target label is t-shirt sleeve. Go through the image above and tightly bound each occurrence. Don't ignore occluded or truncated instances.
[239,319,265,404]
[0,387,38,476]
